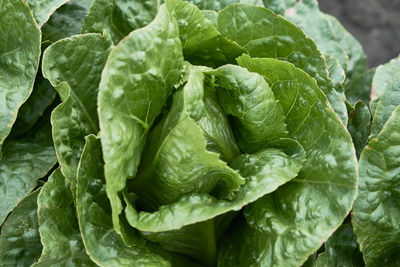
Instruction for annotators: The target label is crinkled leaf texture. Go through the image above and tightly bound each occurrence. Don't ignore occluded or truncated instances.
[81,0,162,44]
[0,0,41,152]
[0,189,42,267]
[353,106,400,266]
[369,57,400,139]
[42,33,112,190]
[217,4,348,124]
[166,0,246,67]
[33,169,95,267]
[217,55,358,266]
[98,4,184,245]
[124,67,305,265]
[76,135,198,267]
[0,114,56,225]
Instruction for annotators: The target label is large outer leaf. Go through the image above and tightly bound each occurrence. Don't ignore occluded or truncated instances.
[34,169,96,267]
[0,189,42,267]
[98,4,183,245]
[352,107,400,266]
[42,33,112,189]
[77,135,198,267]
[0,0,41,152]
[217,55,358,266]
[81,0,161,43]
[316,224,364,267]
[369,57,400,139]
[217,4,347,124]
[26,0,69,26]
[0,114,56,225]
[166,0,245,67]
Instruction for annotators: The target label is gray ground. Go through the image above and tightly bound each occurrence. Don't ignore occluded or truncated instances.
[319,0,400,68]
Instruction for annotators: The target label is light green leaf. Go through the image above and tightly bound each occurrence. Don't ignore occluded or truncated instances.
[325,55,345,95]
[219,55,358,266]
[352,106,400,266]
[347,101,371,158]
[186,0,263,10]
[369,58,400,139]
[346,68,375,106]
[127,138,304,264]
[42,33,112,190]
[0,0,41,152]
[81,0,162,44]
[0,189,42,267]
[371,56,400,100]
[26,0,69,26]
[98,4,183,245]
[211,65,287,153]
[316,224,364,267]
[217,4,348,124]
[125,138,305,232]
[76,135,174,267]
[41,0,92,43]
[34,169,96,267]
[0,114,56,225]
[166,0,246,67]
[129,72,244,210]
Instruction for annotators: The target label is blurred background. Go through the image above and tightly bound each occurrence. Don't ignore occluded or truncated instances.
[319,0,400,68]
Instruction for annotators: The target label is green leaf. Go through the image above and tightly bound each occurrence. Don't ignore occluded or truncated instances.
[323,14,366,83]
[211,65,287,153]
[41,0,92,43]
[0,189,42,267]
[127,138,304,264]
[371,56,400,99]
[33,169,96,267]
[42,33,112,190]
[76,135,174,267]
[0,114,56,225]
[325,55,345,95]
[81,0,162,44]
[345,68,375,106]
[186,0,263,10]
[129,69,243,210]
[369,57,400,138]
[316,224,364,267]
[26,0,69,26]
[347,101,371,158]
[218,55,358,266]
[217,4,348,124]
[166,0,246,67]
[125,138,305,231]
[369,58,400,139]
[352,106,400,266]
[98,4,183,245]
[10,71,56,137]
[0,0,41,152]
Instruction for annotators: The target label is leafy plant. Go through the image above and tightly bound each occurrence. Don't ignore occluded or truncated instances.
[0,0,398,266]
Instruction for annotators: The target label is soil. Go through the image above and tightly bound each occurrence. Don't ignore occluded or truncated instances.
[318,0,400,68]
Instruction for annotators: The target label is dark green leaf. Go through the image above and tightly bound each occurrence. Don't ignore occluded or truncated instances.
[0,0,41,152]
[33,169,96,266]
[0,189,42,267]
